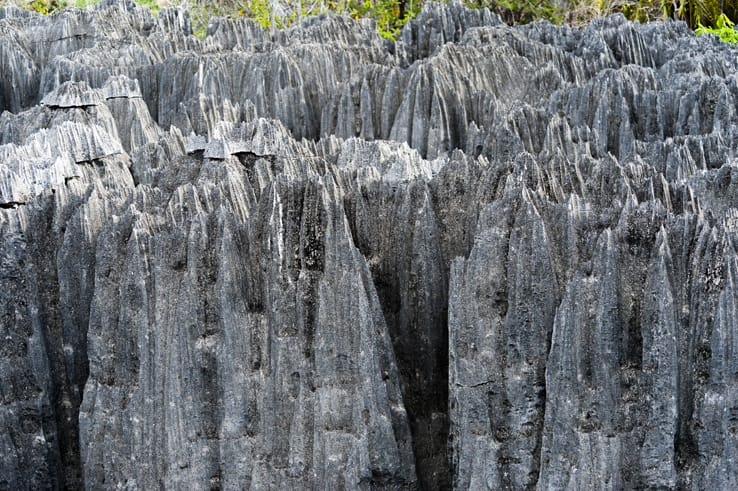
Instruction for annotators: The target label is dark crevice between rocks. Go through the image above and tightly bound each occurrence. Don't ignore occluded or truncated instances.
[0,201,26,209]
[344,192,451,491]
[25,199,85,490]
[370,276,451,491]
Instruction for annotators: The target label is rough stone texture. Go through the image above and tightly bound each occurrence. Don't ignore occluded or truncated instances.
[2,0,738,489]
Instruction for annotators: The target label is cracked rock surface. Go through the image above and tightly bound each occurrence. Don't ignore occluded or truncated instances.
[2,0,738,489]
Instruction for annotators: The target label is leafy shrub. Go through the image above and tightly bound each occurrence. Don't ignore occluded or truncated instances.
[26,0,66,13]
[348,0,422,39]
[465,0,565,25]
[696,13,738,43]
[21,0,156,15]
[8,0,738,43]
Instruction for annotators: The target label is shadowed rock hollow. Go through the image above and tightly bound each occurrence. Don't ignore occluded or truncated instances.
[2,0,738,489]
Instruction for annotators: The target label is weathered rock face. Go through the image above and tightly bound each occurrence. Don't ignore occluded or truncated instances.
[2,0,738,489]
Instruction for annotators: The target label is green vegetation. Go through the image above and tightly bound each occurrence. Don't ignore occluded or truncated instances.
[187,0,424,39]
[19,0,157,15]
[470,0,737,36]
[696,13,738,43]
[347,0,423,39]
[131,0,159,15]
[26,0,65,14]
[7,0,737,43]
[466,0,565,25]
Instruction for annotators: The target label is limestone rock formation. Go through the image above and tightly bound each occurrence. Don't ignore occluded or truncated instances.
[2,1,738,489]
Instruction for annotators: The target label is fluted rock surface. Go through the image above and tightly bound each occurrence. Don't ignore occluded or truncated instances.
[2,1,738,489]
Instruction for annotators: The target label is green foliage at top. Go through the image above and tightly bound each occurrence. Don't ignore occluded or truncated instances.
[674,0,737,31]
[347,0,422,39]
[23,0,157,15]
[235,0,272,28]
[465,0,565,25]
[696,13,738,43]
[26,0,66,13]
[185,0,421,40]
[132,0,159,15]
[12,0,738,44]
[467,0,736,33]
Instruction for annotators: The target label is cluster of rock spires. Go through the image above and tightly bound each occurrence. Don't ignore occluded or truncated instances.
[2,0,738,488]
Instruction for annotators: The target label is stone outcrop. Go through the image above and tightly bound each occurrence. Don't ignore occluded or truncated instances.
[2,1,738,489]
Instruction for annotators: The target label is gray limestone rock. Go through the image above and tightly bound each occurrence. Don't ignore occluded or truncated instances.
[2,1,738,489]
